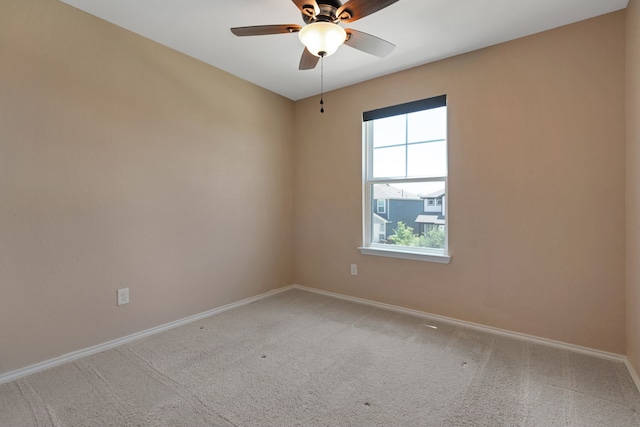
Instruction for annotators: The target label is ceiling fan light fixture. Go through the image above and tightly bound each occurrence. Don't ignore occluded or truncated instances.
[298,22,347,57]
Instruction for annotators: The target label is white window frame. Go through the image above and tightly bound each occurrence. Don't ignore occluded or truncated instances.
[359,95,450,264]
[376,199,386,214]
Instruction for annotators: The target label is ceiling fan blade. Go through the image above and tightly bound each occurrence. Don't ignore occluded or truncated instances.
[299,48,320,70]
[231,25,301,37]
[292,0,320,18]
[337,0,400,23]
[344,29,395,57]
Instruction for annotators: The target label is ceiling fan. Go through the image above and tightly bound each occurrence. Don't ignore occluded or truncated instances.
[230,0,400,70]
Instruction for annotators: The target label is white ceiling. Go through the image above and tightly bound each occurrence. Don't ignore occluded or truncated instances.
[59,0,628,101]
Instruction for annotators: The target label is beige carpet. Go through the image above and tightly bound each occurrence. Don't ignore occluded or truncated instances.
[1,288,640,426]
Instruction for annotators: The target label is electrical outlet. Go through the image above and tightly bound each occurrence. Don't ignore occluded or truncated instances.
[350,264,358,276]
[117,288,129,306]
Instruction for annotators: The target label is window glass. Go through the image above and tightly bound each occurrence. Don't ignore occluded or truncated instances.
[373,115,406,148]
[373,145,406,178]
[407,141,447,178]
[408,107,447,143]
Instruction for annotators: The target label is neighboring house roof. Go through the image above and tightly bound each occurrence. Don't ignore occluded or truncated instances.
[373,213,390,224]
[423,189,445,199]
[373,184,421,200]
[415,214,446,225]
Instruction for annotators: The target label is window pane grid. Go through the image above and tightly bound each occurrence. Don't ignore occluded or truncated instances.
[367,176,447,184]
[406,138,446,145]
[371,116,447,179]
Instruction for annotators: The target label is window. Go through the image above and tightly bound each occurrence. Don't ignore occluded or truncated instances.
[360,95,450,263]
[376,199,386,214]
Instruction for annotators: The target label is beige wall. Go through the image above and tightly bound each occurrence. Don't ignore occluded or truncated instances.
[0,0,294,375]
[627,0,640,373]
[0,0,631,377]
[293,12,626,353]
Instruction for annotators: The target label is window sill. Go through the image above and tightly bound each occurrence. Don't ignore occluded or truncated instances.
[358,246,451,264]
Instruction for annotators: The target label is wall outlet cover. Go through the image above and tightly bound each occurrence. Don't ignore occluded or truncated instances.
[117,288,129,306]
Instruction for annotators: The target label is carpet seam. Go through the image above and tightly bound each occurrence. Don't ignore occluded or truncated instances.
[117,347,237,426]
[561,349,575,425]
[14,379,42,426]
[521,341,532,425]
[16,377,58,427]
[74,359,127,421]
[547,382,640,413]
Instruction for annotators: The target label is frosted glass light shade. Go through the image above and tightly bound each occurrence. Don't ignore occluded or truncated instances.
[298,22,347,57]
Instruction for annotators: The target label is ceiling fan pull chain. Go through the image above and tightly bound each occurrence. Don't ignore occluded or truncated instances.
[320,54,325,113]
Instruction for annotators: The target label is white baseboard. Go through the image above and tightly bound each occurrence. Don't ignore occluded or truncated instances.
[625,359,640,394]
[291,284,627,363]
[0,285,295,385]
[2,283,635,392]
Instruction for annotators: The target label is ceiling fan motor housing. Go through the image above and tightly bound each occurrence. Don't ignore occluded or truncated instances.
[302,1,351,24]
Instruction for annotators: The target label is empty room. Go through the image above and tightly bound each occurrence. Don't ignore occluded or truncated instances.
[2,0,640,425]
